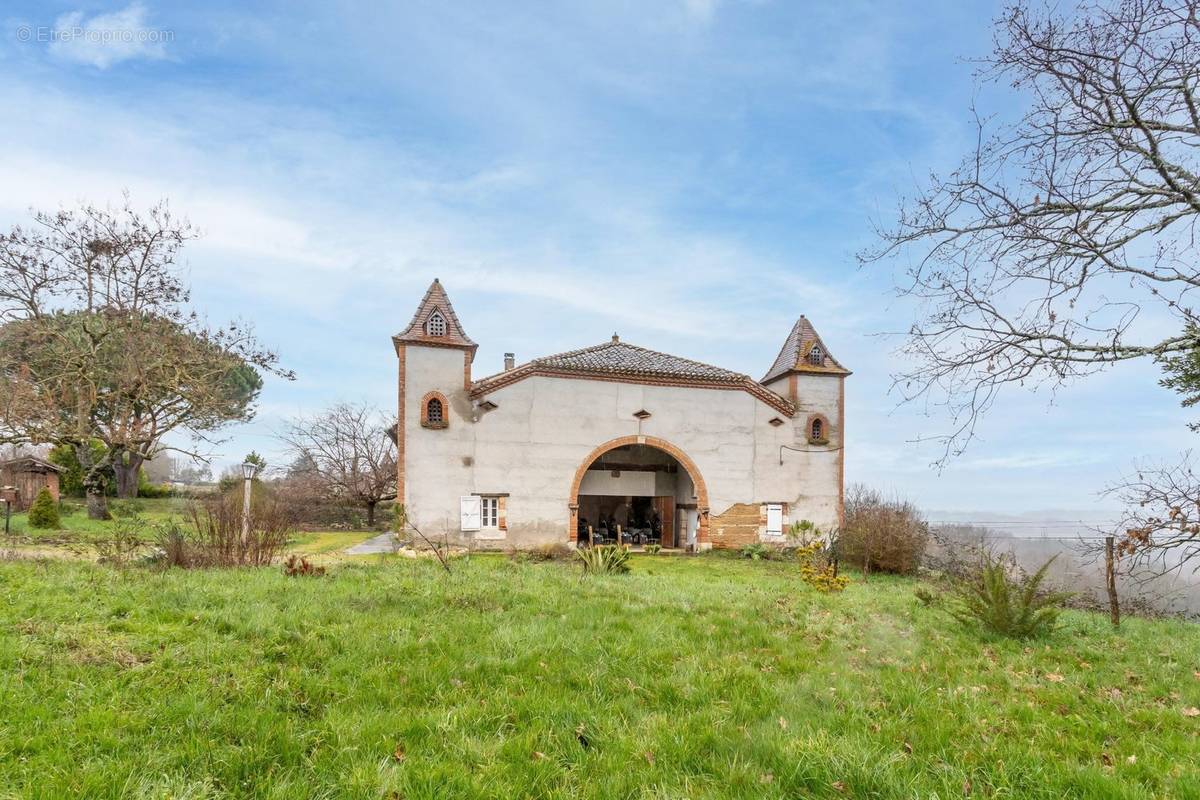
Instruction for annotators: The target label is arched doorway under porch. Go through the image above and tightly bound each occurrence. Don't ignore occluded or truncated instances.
[567,435,709,550]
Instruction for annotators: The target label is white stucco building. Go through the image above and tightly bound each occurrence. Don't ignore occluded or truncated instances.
[395,279,849,550]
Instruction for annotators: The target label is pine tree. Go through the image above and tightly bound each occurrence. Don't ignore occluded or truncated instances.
[27,487,61,529]
[1159,324,1200,431]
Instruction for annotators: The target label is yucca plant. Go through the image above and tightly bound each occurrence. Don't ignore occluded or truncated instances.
[575,544,631,574]
[948,552,1071,638]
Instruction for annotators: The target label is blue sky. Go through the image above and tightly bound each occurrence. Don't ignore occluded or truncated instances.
[0,1,1190,519]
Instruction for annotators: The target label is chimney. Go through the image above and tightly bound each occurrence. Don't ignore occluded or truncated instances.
[503,352,515,371]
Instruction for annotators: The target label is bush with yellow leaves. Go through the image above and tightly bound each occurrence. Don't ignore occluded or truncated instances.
[795,540,849,592]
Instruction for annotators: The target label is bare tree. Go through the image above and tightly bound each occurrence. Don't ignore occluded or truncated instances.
[860,0,1200,461]
[1103,453,1200,576]
[280,403,397,526]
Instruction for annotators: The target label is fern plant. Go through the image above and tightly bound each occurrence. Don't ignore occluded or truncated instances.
[739,543,769,561]
[575,544,631,574]
[948,552,1071,638]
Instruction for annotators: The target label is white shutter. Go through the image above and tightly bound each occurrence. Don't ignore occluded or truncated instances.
[766,504,783,536]
[460,495,481,531]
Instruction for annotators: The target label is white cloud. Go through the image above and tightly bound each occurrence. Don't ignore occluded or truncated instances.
[683,0,720,24]
[49,3,170,69]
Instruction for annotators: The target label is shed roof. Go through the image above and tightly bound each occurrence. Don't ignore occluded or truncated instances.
[0,456,65,473]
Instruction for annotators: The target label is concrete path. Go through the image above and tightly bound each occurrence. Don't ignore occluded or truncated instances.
[346,532,398,555]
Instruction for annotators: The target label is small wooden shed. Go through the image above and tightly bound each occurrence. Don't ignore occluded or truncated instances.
[0,456,64,511]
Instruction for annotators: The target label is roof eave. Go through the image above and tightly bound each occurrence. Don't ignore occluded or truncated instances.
[761,364,852,383]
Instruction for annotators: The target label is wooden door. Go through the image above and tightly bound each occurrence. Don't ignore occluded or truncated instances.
[653,496,675,548]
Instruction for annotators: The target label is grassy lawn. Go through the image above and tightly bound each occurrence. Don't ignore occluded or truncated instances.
[1,556,1197,799]
[288,530,380,556]
[1,498,379,559]
[1,497,190,541]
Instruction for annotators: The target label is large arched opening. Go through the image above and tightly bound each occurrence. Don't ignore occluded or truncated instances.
[568,435,709,550]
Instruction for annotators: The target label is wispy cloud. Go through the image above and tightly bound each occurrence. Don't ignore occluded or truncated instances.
[48,3,171,69]
[683,0,721,24]
[2,0,1187,512]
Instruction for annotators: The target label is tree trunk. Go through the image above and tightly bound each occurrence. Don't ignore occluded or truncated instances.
[113,452,143,499]
[85,489,110,520]
[75,442,110,520]
[366,500,377,528]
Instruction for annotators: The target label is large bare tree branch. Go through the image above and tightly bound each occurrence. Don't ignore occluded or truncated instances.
[861,0,1200,461]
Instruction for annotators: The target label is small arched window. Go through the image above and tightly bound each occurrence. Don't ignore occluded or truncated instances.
[421,392,449,429]
[807,345,823,366]
[426,311,447,337]
[810,417,823,440]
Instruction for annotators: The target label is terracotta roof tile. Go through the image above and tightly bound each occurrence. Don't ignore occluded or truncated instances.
[761,316,849,383]
[393,278,477,351]
[472,335,794,415]
[532,336,747,383]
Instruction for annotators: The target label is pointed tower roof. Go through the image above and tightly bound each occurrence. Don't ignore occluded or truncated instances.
[393,278,477,355]
[761,315,850,384]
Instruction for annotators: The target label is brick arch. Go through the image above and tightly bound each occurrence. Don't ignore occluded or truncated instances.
[567,435,709,547]
[420,391,449,429]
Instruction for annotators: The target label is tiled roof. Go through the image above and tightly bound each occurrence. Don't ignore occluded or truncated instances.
[534,337,747,383]
[393,278,477,352]
[761,316,849,383]
[472,335,795,415]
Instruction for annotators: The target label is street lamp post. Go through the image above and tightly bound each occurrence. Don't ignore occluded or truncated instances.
[240,462,259,546]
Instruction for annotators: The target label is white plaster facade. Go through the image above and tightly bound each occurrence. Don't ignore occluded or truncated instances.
[395,280,848,550]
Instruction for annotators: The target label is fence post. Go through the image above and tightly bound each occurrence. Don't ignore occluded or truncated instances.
[1105,535,1120,628]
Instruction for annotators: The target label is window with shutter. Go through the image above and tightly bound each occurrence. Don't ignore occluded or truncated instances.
[460,495,481,531]
[766,504,783,536]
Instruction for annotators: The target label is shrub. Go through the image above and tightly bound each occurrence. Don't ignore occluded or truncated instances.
[27,488,60,529]
[150,494,294,569]
[786,519,823,547]
[739,543,770,561]
[796,540,849,592]
[108,499,144,519]
[914,586,940,606]
[839,485,929,575]
[137,480,173,499]
[644,543,662,555]
[948,552,1071,638]
[575,544,631,574]
[519,542,573,562]
[152,521,192,568]
[92,516,145,567]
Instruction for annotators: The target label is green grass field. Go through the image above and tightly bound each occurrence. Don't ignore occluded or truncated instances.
[1,497,190,540]
[1,498,378,556]
[1,554,1197,799]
